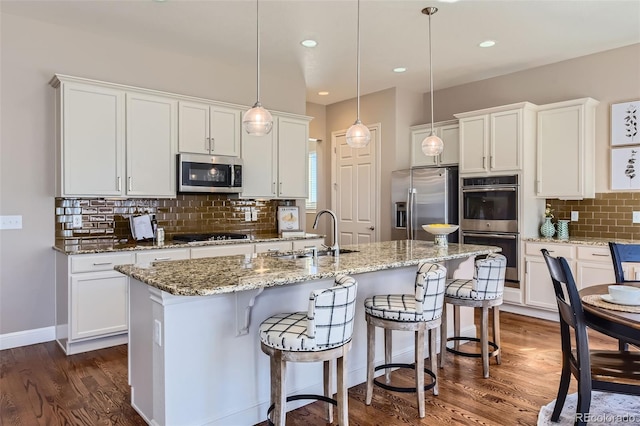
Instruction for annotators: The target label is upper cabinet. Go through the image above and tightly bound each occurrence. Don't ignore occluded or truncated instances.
[456,102,537,175]
[410,120,459,167]
[241,115,310,199]
[52,76,178,198]
[536,98,599,199]
[178,101,242,157]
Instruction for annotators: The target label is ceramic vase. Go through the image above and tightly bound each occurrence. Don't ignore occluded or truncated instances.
[556,220,570,240]
[540,217,555,238]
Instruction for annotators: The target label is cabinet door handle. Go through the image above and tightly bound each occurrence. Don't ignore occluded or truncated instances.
[154,257,171,261]
[211,137,215,152]
[117,177,121,191]
[490,155,494,168]
[128,176,132,191]
[205,137,210,152]
[482,156,486,169]
[93,262,113,266]
[591,253,609,257]
[272,182,276,194]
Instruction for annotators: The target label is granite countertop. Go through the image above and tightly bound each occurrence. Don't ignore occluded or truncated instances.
[523,236,640,246]
[53,233,325,255]
[115,240,500,296]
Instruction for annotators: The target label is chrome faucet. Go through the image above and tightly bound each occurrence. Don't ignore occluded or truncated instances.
[312,209,339,258]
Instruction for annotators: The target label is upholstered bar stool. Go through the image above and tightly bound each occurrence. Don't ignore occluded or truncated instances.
[439,253,506,379]
[363,262,446,418]
[259,275,358,426]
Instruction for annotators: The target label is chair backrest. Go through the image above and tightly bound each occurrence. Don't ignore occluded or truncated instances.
[541,249,590,373]
[608,242,640,283]
[414,261,446,319]
[473,253,507,300]
[307,275,358,347]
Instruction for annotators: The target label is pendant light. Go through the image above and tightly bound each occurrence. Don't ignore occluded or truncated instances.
[243,0,273,136]
[346,0,371,148]
[421,7,444,156]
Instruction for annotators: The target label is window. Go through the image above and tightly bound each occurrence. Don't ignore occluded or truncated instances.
[306,143,317,211]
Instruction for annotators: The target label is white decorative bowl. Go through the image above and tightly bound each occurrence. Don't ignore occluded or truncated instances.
[421,224,459,247]
[608,285,640,304]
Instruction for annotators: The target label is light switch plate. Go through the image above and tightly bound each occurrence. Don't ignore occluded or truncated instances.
[251,209,257,221]
[571,211,579,221]
[633,211,640,224]
[244,211,251,222]
[72,215,83,228]
[0,215,22,230]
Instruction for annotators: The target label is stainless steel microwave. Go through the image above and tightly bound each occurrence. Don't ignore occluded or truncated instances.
[177,153,243,193]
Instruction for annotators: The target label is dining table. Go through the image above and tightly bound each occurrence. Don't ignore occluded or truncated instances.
[579,283,640,347]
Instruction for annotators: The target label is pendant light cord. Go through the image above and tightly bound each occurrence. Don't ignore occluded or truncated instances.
[356,0,361,121]
[428,10,434,135]
[256,0,261,105]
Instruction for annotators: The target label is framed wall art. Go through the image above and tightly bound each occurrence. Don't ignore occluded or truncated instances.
[611,146,640,190]
[611,100,639,146]
[277,206,300,231]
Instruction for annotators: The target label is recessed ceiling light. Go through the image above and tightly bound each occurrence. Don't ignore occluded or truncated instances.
[479,40,496,48]
[318,91,329,96]
[393,67,407,73]
[301,39,318,48]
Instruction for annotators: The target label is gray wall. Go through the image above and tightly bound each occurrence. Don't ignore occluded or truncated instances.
[0,12,306,336]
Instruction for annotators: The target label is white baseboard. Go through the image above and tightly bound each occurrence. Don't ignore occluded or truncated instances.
[0,326,55,350]
[501,303,560,322]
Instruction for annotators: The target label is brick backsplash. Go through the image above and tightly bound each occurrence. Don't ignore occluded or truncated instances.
[546,192,640,240]
[55,195,294,251]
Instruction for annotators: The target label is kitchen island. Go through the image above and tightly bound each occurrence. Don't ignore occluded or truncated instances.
[116,240,500,426]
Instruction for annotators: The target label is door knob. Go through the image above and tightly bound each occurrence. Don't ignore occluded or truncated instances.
[368,226,375,231]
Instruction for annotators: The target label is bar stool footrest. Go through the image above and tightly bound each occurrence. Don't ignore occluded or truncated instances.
[267,394,336,426]
[445,336,499,358]
[373,363,436,393]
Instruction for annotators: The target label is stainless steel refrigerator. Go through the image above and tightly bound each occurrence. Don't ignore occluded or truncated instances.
[391,166,459,242]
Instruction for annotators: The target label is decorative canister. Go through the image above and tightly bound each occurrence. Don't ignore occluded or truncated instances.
[556,220,570,240]
[540,217,556,238]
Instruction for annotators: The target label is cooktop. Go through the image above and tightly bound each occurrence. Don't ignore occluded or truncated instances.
[172,232,249,243]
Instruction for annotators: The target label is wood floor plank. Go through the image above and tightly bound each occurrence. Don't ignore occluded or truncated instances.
[0,312,624,425]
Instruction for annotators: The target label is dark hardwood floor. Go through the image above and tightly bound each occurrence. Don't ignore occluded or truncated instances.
[0,312,619,425]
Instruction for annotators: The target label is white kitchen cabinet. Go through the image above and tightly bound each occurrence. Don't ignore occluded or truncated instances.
[135,248,190,265]
[536,98,599,199]
[456,102,536,175]
[190,243,254,259]
[126,93,177,197]
[410,120,459,167]
[56,251,134,354]
[55,81,125,197]
[241,114,310,199]
[576,246,615,289]
[178,101,242,157]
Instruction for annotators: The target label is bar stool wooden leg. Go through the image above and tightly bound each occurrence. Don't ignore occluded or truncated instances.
[493,306,502,365]
[429,328,438,396]
[271,351,287,426]
[324,360,334,423]
[439,304,447,368]
[337,349,349,426]
[415,327,425,418]
[366,320,375,405]
[453,305,461,351]
[384,328,393,384]
[481,305,489,379]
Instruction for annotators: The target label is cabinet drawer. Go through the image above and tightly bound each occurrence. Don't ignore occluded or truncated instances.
[71,253,135,273]
[190,244,254,259]
[136,249,190,265]
[255,241,293,254]
[577,246,611,263]
[525,242,574,258]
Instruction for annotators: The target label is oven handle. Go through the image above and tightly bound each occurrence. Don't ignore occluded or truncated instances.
[461,187,517,193]
[463,232,518,240]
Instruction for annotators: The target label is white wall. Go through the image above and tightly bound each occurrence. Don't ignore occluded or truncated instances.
[0,12,306,336]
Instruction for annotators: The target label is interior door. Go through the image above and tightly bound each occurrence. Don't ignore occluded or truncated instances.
[333,126,378,246]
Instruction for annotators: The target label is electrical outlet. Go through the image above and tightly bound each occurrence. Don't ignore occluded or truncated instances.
[571,211,579,222]
[633,211,640,224]
[244,211,251,222]
[72,215,83,228]
[251,209,257,221]
[0,215,22,230]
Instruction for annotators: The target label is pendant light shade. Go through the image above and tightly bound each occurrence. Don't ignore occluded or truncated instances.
[421,6,443,157]
[346,0,371,148]
[243,0,273,136]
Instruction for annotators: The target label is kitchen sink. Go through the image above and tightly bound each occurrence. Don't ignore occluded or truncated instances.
[273,248,359,260]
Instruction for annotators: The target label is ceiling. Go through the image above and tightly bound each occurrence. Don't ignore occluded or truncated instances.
[2,0,639,105]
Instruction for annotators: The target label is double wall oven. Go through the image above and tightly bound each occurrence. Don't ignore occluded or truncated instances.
[461,175,519,286]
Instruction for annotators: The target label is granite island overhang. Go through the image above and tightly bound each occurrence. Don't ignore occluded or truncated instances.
[116,240,500,426]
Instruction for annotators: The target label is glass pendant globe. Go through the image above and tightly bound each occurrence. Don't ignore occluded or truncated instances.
[346,121,371,148]
[242,103,273,136]
[421,134,444,156]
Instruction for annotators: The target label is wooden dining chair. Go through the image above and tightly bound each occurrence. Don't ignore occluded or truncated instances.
[541,249,640,426]
[608,242,640,284]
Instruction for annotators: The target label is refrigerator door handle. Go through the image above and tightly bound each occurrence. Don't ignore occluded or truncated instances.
[406,188,412,239]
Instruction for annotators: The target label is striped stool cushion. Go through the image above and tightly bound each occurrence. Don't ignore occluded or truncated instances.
[364,294,434,321]
[444,279,476,299]
[445,253,507,301]
[260,312,313,351]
